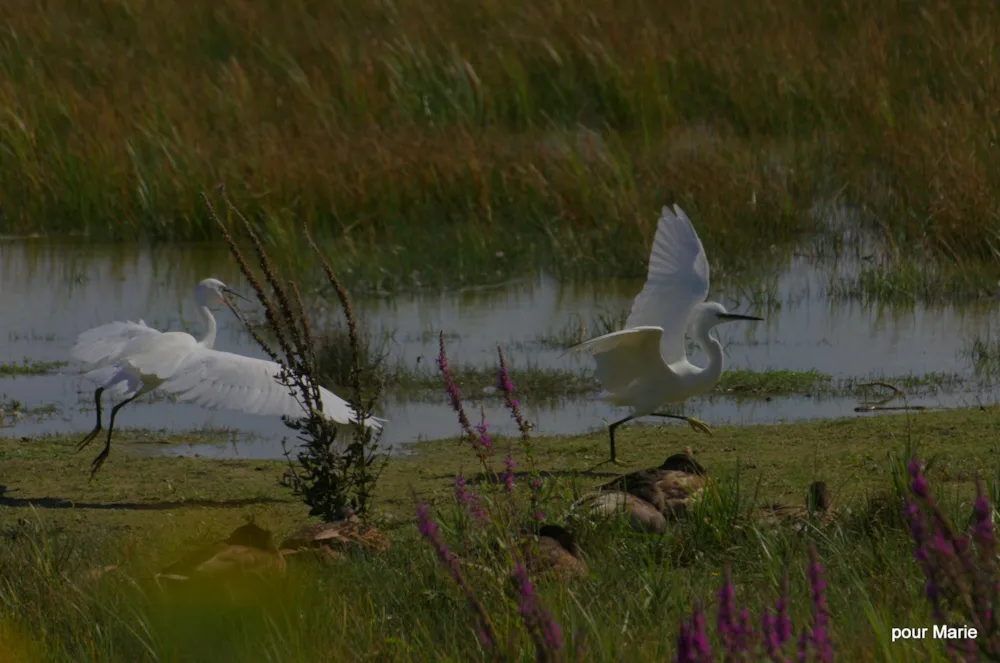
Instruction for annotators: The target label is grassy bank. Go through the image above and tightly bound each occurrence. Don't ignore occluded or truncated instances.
[1,0,999,292]
[2,407,1000,660]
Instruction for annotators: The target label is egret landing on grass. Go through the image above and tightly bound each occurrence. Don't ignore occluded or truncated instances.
[72,278,383,477]
[568,205,763,467]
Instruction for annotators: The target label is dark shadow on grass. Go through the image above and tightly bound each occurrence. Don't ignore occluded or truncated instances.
[0,495,292,510]
[428,469,621,484]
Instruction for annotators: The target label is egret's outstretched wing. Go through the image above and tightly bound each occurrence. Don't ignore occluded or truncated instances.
[625,205,710,365]
[157,347,382,429]
[569,327,671,397]
[71,320,161,365]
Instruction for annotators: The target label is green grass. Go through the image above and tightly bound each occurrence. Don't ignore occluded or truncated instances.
[2,407,1000,661]
[0,359,68,378]
[2,0,1000,296]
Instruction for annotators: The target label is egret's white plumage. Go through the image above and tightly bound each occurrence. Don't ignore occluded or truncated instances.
[569,205,762,465]
[72,278,381,477]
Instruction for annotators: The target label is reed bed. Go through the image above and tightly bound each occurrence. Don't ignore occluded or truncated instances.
[0,0,998,287]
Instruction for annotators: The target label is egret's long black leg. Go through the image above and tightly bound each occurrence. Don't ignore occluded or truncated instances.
[89,392,142,479]
[648,412,713,436]
[76,387,105,451]
[585,414,636,472]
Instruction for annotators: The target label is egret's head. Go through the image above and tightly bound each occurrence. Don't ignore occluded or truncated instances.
[194,278,249,309]
[696,301,763,332]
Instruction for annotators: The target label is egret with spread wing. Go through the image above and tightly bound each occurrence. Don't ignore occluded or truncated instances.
[568,205,763,466]
[72,278,250,476]
[72,278,383,478]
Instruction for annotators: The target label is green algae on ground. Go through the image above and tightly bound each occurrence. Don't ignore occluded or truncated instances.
[0,359,69,378]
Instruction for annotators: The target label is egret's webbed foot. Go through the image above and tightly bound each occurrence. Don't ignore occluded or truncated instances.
[648,412,713,436]
[684,416,713,436]
[89,442,111,480]
[76,426,103,452]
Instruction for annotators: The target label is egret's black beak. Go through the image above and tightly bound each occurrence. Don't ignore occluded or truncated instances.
[222,287,251,304]
[718,312,764,322]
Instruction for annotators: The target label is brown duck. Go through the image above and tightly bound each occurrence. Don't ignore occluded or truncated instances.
[755,481,833,531]
[280,506,390,560]
[156,521,286,585]
[518,524,589,582]
[580,450,708,533]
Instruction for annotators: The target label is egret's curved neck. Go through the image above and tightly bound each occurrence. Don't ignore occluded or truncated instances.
[196,305,217,348]
[691,325,724,389]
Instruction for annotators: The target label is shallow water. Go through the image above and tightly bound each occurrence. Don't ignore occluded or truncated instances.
[1,239,997,459]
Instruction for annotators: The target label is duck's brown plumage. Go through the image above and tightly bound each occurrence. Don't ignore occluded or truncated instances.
[756,482,833,529]
[157,522,285,583]
[598,451,708,518]
[519,524,588,581]
[280,514,390,556]
[574,450,707,533]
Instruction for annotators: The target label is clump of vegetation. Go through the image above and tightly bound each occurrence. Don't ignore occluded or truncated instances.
[904,458,1000,659]
[204,189,387,519]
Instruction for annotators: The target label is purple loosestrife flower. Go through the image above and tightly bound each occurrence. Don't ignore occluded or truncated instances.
[497,346,531,440]
[454,473,486,525]
[530,476,545,522]
[676,621,693,663]
[717,565,748,659]
[414,497,496,651]
[502,443,517,492]
[796,628,808,663]
[675,606,711,663]
[475,408,493,460]
[691,608,712,661]
[510,563,564,661]
[776,571,792,647]
[807,543,833,662]
[971,480,998,628]
[437,331,476,442]
[908,459,929,498]
[761,608,788,663]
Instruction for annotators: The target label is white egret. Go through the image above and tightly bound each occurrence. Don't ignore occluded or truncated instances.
[568,205,763,466]
[72,277,382,476]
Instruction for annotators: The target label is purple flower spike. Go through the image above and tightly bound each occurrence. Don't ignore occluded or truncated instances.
[454,473,485,525]
[497,346,531,440]
[414,497,495,650]
[437,332,476,442]
[511,564,564,658]
[761,608,787,663]
[676,606,712,663]
[776,571,792,647]
[907,459,929,498]
[717,566,738,655]
[502,444,516,492]
[796,628,808,663]
[474,408,493,460]
[807,543,833,662]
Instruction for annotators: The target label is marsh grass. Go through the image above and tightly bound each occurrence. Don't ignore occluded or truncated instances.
[0,435,992,661]
[6,405,1000,659]
[963,332,1000,380]
[3,0,1000,293]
